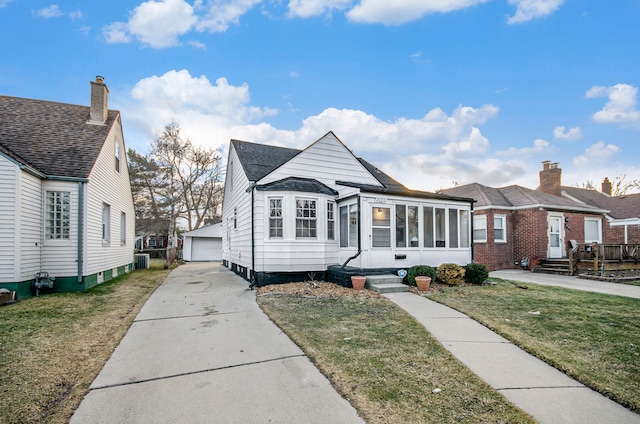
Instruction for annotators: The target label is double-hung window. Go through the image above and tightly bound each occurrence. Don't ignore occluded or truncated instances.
[584,217,602,243]
[269,198,283,238]
[473,215,487,242]
[327,201,335,240]
[296,199,316,238]
[102,203,111,242]
[45,191,70,240]
[372,207,391,247]
[120,212,126,244]
[494,215,507,243]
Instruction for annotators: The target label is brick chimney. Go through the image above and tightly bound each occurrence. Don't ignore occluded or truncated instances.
[601,177,612,196]
[88,75,109,125]
[539,161,562,197]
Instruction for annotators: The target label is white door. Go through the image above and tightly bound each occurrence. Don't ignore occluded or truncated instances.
[548,216,563,258]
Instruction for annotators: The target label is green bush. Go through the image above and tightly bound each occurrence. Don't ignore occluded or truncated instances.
[464,263,489,285]
[407,265,436,286]
[436,263,465,286]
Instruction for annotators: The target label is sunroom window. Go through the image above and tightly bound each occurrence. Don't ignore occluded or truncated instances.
[372,207,391,247]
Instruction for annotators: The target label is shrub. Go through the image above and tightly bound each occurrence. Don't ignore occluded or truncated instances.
[407,265,436,286]
[437,263,465,286]
[464,263,489,285]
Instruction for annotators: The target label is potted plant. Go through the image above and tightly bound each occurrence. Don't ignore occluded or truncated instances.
[407,265,436,292]
[351,275,366,290]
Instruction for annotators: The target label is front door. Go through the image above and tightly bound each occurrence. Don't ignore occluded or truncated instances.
[548,216,563,258]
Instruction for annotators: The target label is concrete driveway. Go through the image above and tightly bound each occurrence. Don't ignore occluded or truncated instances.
[70,262,363,424]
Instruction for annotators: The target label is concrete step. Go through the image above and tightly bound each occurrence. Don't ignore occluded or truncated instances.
[365,275,408,294]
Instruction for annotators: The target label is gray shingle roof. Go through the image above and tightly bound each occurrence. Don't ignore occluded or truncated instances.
[256,177,338,196]
[232,138,473,203]
[0,95,118,179]
[231,139,300,181]
[441,183,606,213]
[563,186,640,219]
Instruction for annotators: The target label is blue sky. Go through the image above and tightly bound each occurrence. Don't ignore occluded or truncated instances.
[1,0,639,192]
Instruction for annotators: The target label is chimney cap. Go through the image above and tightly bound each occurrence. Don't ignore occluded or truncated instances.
[95,75,105,83]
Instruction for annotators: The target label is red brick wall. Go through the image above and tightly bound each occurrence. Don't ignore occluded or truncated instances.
[472,209,515,271]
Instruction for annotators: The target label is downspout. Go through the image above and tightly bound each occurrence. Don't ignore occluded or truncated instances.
[470,202,474,263]
[246,182,257,289]
[77,182,84,284]
[341,194,362,268]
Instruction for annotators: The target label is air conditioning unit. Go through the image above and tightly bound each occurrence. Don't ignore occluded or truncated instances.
[135,253,150,269]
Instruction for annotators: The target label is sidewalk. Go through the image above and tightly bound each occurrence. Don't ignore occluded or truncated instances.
[489,269,640,299]
[70,262,363,424]
[386,292,640,424]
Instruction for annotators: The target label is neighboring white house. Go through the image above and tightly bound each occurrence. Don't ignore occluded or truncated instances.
[182,222,224,261]
[0,76,135,298]
[221,131,475,286]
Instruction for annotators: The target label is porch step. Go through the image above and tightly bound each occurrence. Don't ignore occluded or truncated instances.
[365,275,408,294]
[533,258,572,275]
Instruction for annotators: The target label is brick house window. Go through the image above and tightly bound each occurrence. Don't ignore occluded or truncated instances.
[473,215,487,243]
[584,218,602,243]
[494,215,507,243]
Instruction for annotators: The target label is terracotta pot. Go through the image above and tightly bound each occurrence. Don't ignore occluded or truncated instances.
[415,276,431,292]
[351,276,366,290]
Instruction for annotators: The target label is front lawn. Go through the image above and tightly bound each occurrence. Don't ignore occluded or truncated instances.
[0,260,170,424]
[430,279,640,413]
[258,291,534,424]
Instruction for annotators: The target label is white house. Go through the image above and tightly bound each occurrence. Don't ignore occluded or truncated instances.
[221,132,475,286]
[182,222,224,261]
[0,76,135,298]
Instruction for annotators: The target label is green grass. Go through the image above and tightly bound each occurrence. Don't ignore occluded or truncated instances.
[258,295,534,424]
[430,279,640,413]
[0,259,170,424]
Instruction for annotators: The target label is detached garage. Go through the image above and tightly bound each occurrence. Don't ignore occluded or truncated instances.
[182,223,224,262]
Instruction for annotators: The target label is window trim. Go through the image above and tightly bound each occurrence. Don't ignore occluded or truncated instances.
[327,201,335,241]
[584,217,602,243]
[120,212,126,245]
[269,197,283,239]
[45,191,71,241]
[102,203,111,244]
[115,141,121,173]
[473,214,487,243]
[494,214,507,243]
[372,206,391,248]
[295,198,317,239]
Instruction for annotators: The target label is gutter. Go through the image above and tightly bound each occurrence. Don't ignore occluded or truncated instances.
[341,194,362,269]
[246,182,257,289]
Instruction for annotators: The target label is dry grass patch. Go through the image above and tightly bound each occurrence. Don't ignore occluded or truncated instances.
[258,287,534,424]
[0,260,170,424]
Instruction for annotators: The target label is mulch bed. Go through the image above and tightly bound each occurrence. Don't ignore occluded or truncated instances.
[256,280,461,298]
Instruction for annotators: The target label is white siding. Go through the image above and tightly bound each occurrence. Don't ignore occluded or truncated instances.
[0,156,17,282]
[85,119,135,276]
[221,147,252,269]
[19,171,43,280]
[41,180,79,277]
[260,133,381,189]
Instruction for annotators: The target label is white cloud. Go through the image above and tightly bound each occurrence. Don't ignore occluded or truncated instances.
[346,0,490,25]
[36,5,64,18]
[553,125,582,141]
[68,10,83,19]
[196,0,262,32]
[104,0,197,48]
[497,138,551,156]
[0,0,15,8]
[507,0,564,24]
[572,141,621,167]
[586,83,640,128]
[287,0,353,19]
[188,40,207,49]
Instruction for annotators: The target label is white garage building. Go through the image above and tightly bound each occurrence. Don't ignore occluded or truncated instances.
[182,223,224,262]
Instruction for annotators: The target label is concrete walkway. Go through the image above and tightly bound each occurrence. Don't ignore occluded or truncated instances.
[489,269,640,299]
[70,262,363,424]
[386,292,640,424]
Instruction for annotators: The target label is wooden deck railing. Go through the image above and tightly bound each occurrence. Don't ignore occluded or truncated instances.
[572,243,640,276]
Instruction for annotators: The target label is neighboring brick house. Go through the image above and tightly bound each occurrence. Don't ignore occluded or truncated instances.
[441,173,607,271]
[0,77,135,298]
[557,178,640,245]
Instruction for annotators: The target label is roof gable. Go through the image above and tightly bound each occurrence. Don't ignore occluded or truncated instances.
[259,132,383,187]
[230,139,300,182]
[0,95,118,179]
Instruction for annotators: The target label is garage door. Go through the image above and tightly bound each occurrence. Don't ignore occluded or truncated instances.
[191,237,222,261]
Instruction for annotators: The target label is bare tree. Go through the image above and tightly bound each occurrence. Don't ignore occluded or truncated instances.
[152,121,224,232]
[610,174,640,196]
